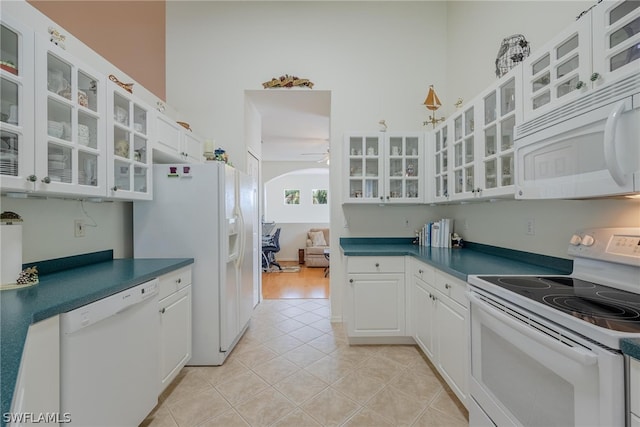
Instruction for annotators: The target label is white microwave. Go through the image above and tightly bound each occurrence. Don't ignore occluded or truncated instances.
[514,74,640,199]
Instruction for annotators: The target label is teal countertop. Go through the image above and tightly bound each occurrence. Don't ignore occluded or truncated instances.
[340,237,573,280]
[0,250,193,423]
[621,338,640,361]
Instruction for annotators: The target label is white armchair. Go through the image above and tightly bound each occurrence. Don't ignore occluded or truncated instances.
[304,228,329,268]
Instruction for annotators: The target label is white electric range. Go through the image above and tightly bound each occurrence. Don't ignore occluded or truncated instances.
[467,227,640,427]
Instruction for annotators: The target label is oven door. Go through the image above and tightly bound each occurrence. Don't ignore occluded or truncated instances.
[468,289,624,427]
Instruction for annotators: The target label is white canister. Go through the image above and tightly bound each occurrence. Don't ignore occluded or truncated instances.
[1,224,22,285]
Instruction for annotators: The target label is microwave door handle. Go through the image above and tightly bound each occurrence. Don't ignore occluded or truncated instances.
[468,292,598,367]
[603,100,628,186]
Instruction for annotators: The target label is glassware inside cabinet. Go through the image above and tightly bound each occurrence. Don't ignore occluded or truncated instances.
[364,179,378,198]
[485,159,497,189]
[406,179,418,198]
[134,166,147,193]
[78,111,97,149]
[484,92,496,124]
[557,74,579,98]
[349,136,363,156]
[442,148,448,171]
[114,161,130,191]
[1,77,18,125]
[350,180,363,198]
[0,130,18,177]
[133,135,147,163]
[485,125,496,156]
[1,24,19,76]
[365,137,378,156]
[501,154,514,186]
[388,179,402,199]
[47,53,71,99]
[113,93,130,126]
[465,137,474,163]
[350,158,362,176]
[406,162,417,177]
[77,71,97,111]
[389,158,403,177]
[78,151,98,186]
[454,116,462,140]
[532,90,550,110]
[435,152,441,174]
[133,104,147,134]
[455,170,463,193]
[47,143,72,183]
[435,176,441,197]
[500,78,516,115]
[364,158,378,177]
[465,166,474,192]
[113,127,130,159]
[465,107,474,135]
[389,136,402,156]
[500,116,515,151]
[454,142,463,167]
[406,137,419,156]
[47,98,71,142]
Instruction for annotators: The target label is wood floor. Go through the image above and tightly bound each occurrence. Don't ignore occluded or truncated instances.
[262,261,329,299]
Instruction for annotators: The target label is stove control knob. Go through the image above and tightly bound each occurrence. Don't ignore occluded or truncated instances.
[581,235,595,246]
[570,234,582,246]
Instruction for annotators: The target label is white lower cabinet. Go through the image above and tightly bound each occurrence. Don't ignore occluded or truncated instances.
[345,256,407,340]
[157,266,192,392]
[411,259,469,407]
[631,357,640,427]
[10,316,60,424]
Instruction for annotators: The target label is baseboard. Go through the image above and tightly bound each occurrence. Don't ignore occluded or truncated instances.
[347,336,416,345]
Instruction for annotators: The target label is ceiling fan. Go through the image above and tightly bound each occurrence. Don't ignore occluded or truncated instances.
[302,147,330,164]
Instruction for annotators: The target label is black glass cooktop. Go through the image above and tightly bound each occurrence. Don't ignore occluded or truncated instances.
[478,276,640,332]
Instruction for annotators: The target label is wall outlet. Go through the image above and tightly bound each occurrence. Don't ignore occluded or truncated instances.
[74,220,85,237]
[525,218,535,235]
[404,218,409,228]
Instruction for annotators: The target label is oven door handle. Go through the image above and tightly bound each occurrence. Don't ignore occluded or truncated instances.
[468,292,598,367]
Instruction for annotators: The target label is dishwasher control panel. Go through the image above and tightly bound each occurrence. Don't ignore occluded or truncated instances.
[61,279,159,333]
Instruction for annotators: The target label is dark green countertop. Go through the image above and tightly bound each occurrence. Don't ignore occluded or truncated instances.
[0,250,193,423]
[339,237,573,280]
[621,338,640,361]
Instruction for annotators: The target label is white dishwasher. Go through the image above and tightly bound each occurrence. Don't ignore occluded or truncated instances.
[60,279,159,426]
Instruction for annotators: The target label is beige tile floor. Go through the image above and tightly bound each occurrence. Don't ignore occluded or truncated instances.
[142,299,469,427]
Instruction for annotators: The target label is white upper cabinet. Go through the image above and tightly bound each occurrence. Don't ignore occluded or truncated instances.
[34,37,107,197]
[431,123,450,202]
[0,15,35,192]
[344,132,424,204]
[153,112,203,164]
[449,105,480,200]
[522,0,640,123]
[106,80,152,200]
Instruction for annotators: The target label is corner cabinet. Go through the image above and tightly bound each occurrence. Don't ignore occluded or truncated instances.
[34,37,107,197]
[106,81,152,200]
[0,15,35,193]
[411,259,468,406]
[158,266,192,393]
[344,132,424,204]
[345,256,407,340]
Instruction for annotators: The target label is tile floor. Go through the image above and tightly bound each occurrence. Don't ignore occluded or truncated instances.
[142,299,469,427]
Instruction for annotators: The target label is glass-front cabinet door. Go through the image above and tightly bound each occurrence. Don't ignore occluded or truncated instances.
[34,38,106,196]
[432,123,450,202]
[0,15,35,192]
[592,0,640,86]
[521,15,591,121]
[451,106,478,200]
[107,81,151,200]
[345,134,382,203]
[385,133,423,203]
[479,68,520,198]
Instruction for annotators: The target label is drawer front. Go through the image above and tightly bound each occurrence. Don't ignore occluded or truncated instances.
[412,260,435,284]
[435,271,467,307]
[347,256,404,273]
[158,266,192,300]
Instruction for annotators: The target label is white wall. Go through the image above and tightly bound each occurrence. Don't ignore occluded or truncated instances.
[264,169,329,223]
[1,197,133,263]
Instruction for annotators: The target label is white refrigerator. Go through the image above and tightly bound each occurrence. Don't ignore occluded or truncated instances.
[134,162,256,365]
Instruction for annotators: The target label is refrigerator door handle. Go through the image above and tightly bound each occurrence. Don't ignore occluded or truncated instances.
[235,207,245,269]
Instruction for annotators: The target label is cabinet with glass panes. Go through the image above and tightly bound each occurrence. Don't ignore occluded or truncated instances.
[521,0,639,123]
[0,15,35,192]
[432,122,450,203]
[106,79,152,200]
[478,65,521,198]
[344,132,424,204]
[33,37,106,197]
[450,104,480,200]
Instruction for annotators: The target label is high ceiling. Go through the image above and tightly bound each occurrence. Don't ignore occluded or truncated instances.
[247,90,331,162]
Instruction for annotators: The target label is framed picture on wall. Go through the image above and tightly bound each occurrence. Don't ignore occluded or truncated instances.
[284,189,300,204]
[312,189,328,204]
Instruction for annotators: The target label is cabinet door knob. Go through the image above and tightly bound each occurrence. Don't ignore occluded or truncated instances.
[576,80,585,89]
[590,72,600,82]
[418,269,423,274]
[111,186,118,191]
[445,283,451,289]
[176,278,181,284]
[160,307,166,314]
[41,176,51,184]
[375,263,380,267]
[349,279,354,283]
[26,175,37,182]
